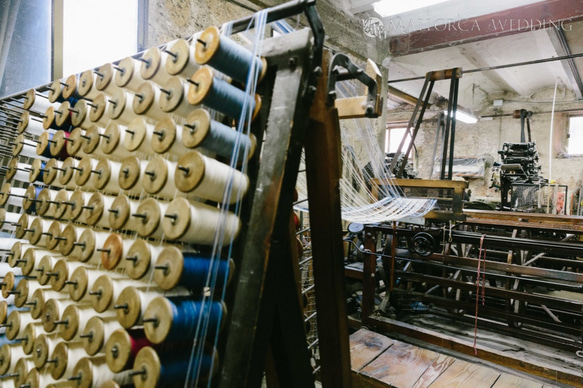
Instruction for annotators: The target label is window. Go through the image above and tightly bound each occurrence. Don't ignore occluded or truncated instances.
[567,116,583,155]
[385,127,411,155]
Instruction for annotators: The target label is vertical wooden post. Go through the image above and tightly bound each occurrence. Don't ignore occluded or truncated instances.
[305,50,352,388]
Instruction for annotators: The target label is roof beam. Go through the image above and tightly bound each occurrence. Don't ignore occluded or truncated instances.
[389,0,583,56]
[547,28,583,99]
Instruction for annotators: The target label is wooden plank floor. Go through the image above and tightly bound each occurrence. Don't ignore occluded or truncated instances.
[350,329,559,388]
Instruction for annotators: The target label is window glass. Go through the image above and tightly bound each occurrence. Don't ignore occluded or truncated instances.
[568,116,583,155]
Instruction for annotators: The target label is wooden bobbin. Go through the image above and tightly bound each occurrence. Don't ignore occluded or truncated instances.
[101,233,129,270]
[18,110,46,135]
[108,88,136,125]
[27,159,43,183]
[119,156,148,193]
[91,275,146,313]
[0,301,9,323]
[15,211,36,238]
[83,316,123,356]
[8,241,31,269]
[78,69,100,100]
[63,191,91,223]
[83,125,106,156]
[6,309,34,340]
[31,332,60,368]
[124,117,156,154]
[131,347,164,388]
[13,134,41,159]
[0,343,25,375]
[101,121,132,159]
[93,158,123,194]
[23,367,58,388]
[36,188,59,219]
[133,82,167,121]
[0,183,16,207]
[140,47,172,85]
[36,131,52,156]
[54,100,72,129]
[47,341,86,380]
[165,38,198,78]
[175,150,250,204]
[61,74,79,100]
[28,217,53,247]
[74,157,99,188]
[162,197,241,245]
[51,258,91,292]
[134,198,169,239]
[158,77,192,118]
[46,220,64,250]
[115,57,144,92]
[105,328,145,373]
[58,304,104,341]
[24,88,55,113]
[5,158,30,183]
[68,267,106,302]
[71,99,93,129]
[47,79,63,103]
[42,159,63,187]
[94,63,118,96]
[73,229,111,264]
[84,192,116,229]
[59,158,78,190]
[71,356,134,388]
[30,288,66,319]
[42,106,58,130]
[88,93,110,127]
[151,116,189,157]
[142,156,179,199]
[66,127,85,157]
[14,278,47,308]
[49,130,70,159]
[0,208,18,233]
[14,357,36,387]
[115,287,162,329]
[36,255,59,287]
[20,247,52,276]
[41,298,77,333]
[109,194,140,231]
[125,239,166,280]
[21,322,46,355]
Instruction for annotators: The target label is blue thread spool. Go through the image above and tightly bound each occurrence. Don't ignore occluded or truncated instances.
[154,246,231,291]
[30,160,46,183]
[143,296,224,344]
[195,26,266,85]
[132,346,217,388]
[183,108,255,161]
[187,67,260,121]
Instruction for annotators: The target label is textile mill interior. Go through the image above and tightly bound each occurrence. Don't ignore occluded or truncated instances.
[1,0,583,387]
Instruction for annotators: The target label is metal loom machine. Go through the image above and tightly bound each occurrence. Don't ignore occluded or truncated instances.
[0,0,386,387]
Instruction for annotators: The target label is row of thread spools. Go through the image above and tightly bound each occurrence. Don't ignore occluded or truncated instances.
[0,25,264,388]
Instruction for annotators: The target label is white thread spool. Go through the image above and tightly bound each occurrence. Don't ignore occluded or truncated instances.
[23,89,57,114]
[115,57,145,92]
[93,158,123,194]
[17,110,46,136]
[41,158,63,187]
[119,156,149,194]
[59,158,79,190]
[66,127,87,157]
[13,134,45,160]
[74,157,99,189]
[13,278,47,308]
[5,158,29,183]
[100,233,133,270]
[0,262,20,277]
[108,88,136,125]
[61,73,80,100]
[0,183,26,208]
[20,321,46,356]
[0,209,19,233]
[23,367,58,387]
[74,229,112,264]
[140,46,173,86]
[123,116,156,155]
[36,188,60,218]
[151,116,189,157]
[28,217,54,247]
[158,77,192,118]
[50,259,93,292]
[67,266,104,302]
[70,99,93,129]
[36,257,63,287]
[71,356,133,388]
[83,316,123,356]
[114,286,165,328]
[142,156,180,200]
[133,198,169,239]
[126,239,167,280]
[15,212,37,240]
[162,197,241,245]
[94,63,119,96]
[5,309,35,340]
[78,69,100,100]
[84,192,116,229]
[83,125,106,157]
[89,93,111,127]
[109,194,141,232]
[58,223,88,256]
[47,341,87,380]
[101,121,133,160]
[46,220,64,250]
[20,247,53,276]
[29,287,67,322]
[133,82,167,121]
[8,241,32,267]
[0,342,26,374]
[165,38,198,78]
[175,150,249,204]
[32,332,61,368]
[59,304,112,341]
[91,274,149,313]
